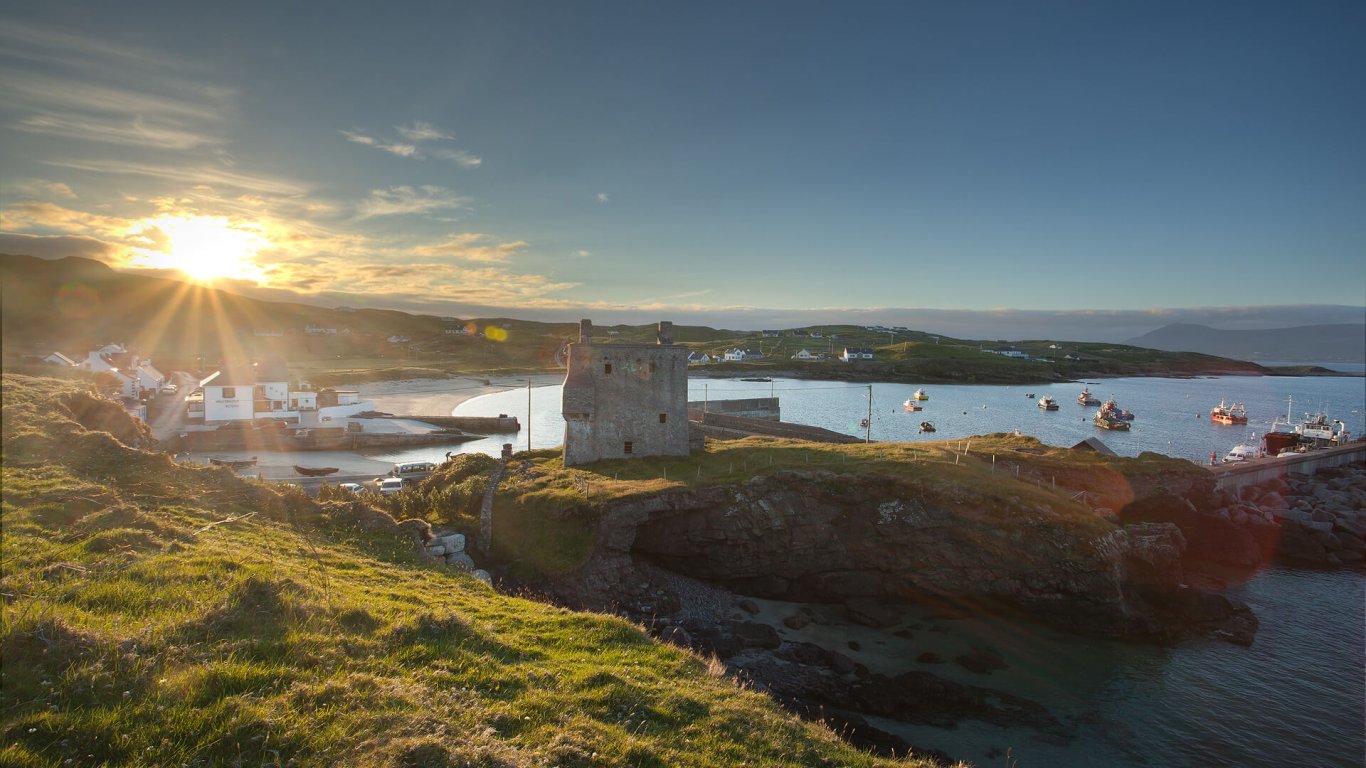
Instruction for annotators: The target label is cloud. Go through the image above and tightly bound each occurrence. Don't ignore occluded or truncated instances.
[43,159,309,196]
[0,24,231,154]
[574,249,591,258]
[396,121,454,142]
[340,123,480,167]
[356,185,470,218]
[3,178,76,200]
[412,233,529,263]
[14,113,218,150]
[340,130,416,157]
[0,201,129,235]
[429,148,482,168]
[0,232,118,262]
[596,192,609,203]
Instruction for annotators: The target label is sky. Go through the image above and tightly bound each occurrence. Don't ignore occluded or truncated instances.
[1,1,1363,339]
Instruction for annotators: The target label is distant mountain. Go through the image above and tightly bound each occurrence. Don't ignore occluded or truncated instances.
[1125,323,1366,363]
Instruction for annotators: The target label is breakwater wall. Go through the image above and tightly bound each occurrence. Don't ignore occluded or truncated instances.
[686,397,781,421]
[392,415,521,434]
[170,427,477,452]
[1210,442,1366,493]
[687,410,862,444]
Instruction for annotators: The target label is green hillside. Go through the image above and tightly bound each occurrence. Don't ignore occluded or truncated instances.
[0,374,936,767]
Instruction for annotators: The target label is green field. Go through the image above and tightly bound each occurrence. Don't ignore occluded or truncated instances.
[1,374,946,767]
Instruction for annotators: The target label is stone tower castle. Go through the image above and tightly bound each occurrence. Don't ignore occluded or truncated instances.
[561,319,690,466]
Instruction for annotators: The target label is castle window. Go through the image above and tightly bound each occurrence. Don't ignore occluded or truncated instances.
[624,441,633,454]
[222,387,236,398]
[659,413,667,423]
[604,363,612,374]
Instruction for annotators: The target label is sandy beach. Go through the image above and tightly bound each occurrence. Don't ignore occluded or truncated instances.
[355,373,565,417]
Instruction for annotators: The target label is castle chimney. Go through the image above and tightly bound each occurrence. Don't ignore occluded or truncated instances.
[657,321,673,345]
[579,319,593,344]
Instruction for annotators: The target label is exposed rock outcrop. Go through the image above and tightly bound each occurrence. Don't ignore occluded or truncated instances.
[546,470,1254,645]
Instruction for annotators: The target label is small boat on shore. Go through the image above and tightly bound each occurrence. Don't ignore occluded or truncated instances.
[912,388,929,401]
[209,457,257,469]
[1038,396,1059,410]
[294,465,340,477]
[1210,400,1248,425]
[902,399,924,411]
[918,421,936,433]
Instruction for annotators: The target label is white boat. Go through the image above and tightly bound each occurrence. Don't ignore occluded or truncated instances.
[912,388,929,401]
[1037,396,1059,410]
[1223,439,1263,462]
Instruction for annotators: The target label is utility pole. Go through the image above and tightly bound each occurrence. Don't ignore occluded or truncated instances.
[526,378,532,452]
[865,384,873,443]
[704,382,709,413]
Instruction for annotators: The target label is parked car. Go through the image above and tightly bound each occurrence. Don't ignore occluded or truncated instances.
[160,383,179,394]
[378,478,404,495]
[338,482,364,494]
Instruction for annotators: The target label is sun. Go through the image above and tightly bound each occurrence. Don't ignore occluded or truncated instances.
[129,215,270,283]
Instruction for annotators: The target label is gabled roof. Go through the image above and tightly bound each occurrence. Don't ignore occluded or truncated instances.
[1071,437,1117,455]
[46,352,77,366]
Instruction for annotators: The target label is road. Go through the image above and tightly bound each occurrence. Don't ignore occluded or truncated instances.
[149,370,197,441]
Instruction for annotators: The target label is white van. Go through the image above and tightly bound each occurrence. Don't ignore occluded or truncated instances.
[378,477,404,495]
[390,461,437,481]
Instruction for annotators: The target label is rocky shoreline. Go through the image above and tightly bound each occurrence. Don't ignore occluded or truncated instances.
[1122,463,1366,572]
[512,460,1365,762]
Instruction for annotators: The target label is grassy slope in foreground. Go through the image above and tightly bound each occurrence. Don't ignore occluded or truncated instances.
[0,374,938,768]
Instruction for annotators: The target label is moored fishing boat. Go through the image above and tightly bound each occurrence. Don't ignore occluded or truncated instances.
[912,388,929,401]
[1078,387,1101,406]
[1210,400,1248,425]
[902,399,923,411]
[1093,410,1131,430]
[1037,395,1059,410]
[918,421,936,433]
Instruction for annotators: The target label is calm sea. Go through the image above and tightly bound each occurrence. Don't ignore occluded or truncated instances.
[428,373,1365,767]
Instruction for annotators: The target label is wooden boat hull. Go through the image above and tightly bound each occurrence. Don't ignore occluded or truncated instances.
[294,465,340,477]
[209,457,257,468]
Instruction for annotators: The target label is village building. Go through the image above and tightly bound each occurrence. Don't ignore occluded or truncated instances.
[80,344,164,396]
[196,360,369,425]
[43,352,77,366]
[840,347,874,362]
[687,352,712,365]
[560,319,689,466]
[791,348,823,361]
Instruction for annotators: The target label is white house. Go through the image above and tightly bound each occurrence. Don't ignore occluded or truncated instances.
[387,335,411,344]
[444,327,468,335]
[200,370,256,423]
[44,352,77,366]
[988,348,1029,359]
[841,347,874,362]
[133,360,165,392]
[687,352,712,365]
[198,363,344,425]
[723,348,748,362]
[791,348,821,361]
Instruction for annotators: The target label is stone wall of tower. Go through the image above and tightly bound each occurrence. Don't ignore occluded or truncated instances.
[561,320,690,466]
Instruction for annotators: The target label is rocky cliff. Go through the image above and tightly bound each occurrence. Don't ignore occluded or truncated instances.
[543,469,1255,645]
